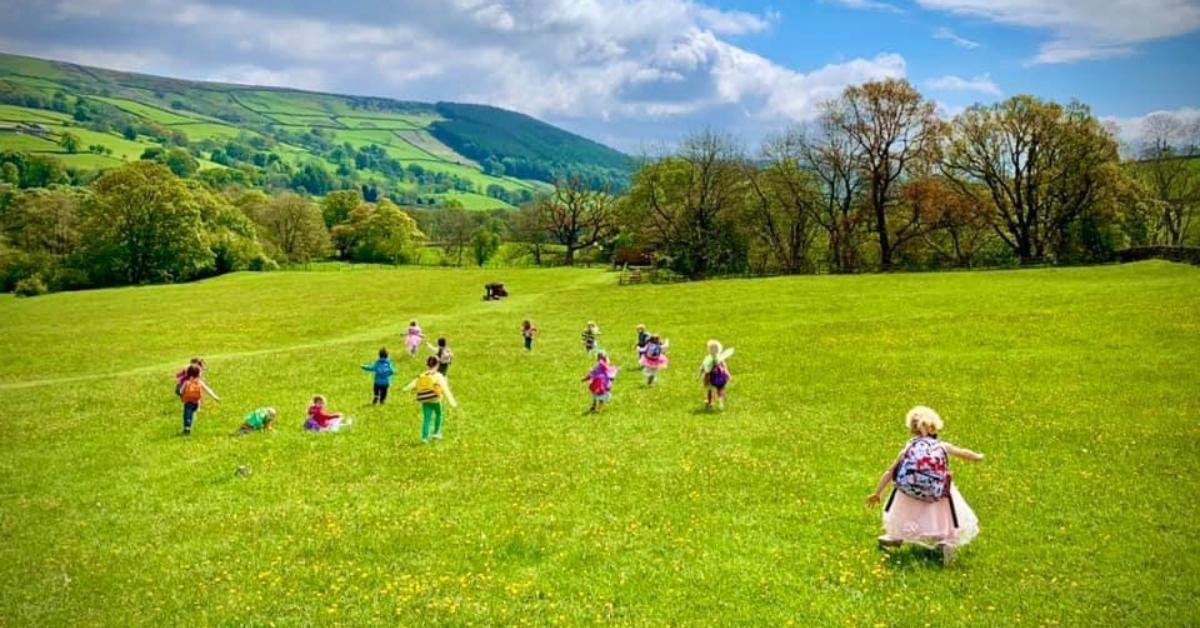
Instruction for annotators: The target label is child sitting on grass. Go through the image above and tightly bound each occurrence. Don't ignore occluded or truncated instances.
[361,347,396,404]
[698,340,734,410]
[866,406,984,565]
[582,350,618,413]
[237,407,277,434]
[403,356,458,444]
[304,395,351,432]
[178,364,220,436]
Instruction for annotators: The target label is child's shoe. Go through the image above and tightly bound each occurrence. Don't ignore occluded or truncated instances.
[877,536,902,550]
[421,438,429,444]
[433,432,443,440]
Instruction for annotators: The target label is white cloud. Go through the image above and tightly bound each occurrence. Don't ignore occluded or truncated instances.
[19,0,905,131]
[932,26,980,49]
[924,73,1001,96]
[825,0,904,13]
[914,0,1200,64]
[1102,107,1200,154]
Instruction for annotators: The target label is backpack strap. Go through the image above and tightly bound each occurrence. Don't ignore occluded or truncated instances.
[945,473,959,528]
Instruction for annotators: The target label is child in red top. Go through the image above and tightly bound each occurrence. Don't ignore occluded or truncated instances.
[304,395,351,432]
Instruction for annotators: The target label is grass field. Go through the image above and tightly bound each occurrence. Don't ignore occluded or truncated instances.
[0,262,1197,625]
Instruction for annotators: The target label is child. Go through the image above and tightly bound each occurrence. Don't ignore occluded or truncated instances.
[237,407,277,434]
[581,321,601,354]
[405,321,424,357]
[581,350,618,413]
[361,347,396,404]
[426,337,454,376]
[174,357,205,396]
[521,320,538,352]
[178,364,220,435]
[638,333,670,386]
[403,356,459,443]
[634,324,649,352]
[698,340,734,410]
[304,395,351,432]
[866,406,983,565]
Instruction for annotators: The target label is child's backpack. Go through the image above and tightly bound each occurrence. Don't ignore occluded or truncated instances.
[707,361,730,388]
[439,348,454,365]
[589,374,609,395]
[893,436,950,502]
[415,372,443,402]
[179,378,203,404]
[645,342,663,359]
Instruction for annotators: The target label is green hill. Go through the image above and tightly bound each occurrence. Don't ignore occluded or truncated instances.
[0,52,634,208]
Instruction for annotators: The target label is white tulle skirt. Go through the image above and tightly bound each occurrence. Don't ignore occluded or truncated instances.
[882,484,979,548]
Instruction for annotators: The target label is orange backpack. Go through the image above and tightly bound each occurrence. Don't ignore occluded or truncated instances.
[180,379,203,404]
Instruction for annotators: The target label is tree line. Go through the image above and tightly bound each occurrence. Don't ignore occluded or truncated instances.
[515,80,1198,279]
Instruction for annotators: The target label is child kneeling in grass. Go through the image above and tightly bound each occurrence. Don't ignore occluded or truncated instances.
[304,395,351,432]
[866,406,984,565]
[404,356,458,443]
[237,407,277,434]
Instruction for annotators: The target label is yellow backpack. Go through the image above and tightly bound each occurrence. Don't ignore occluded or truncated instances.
[415,372,442,402]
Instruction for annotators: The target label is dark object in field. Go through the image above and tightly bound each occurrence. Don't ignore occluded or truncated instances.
[484,283,508,300]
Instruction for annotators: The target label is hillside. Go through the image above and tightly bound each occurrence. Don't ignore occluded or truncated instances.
[0,262,1198,623]
[0,52,634,208]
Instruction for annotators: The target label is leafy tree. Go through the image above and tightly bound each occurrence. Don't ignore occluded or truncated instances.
[292,162,336,195]
[1,162,17,186]
[321,189,363,228]
[254,192,329,263]
[825,79,942,269]
[1,187,84,256]
[471,217,503,266]
[163,148,199,178]
[1133,113,1200,246]
[744,131,824,274]
[536,176,617,265]
[434,207,477,266]
[509,202,551,265]
[59,132,81,154]
[340,199,425,264]
[79,161,210,285]
[943,96,1121,264]
[624,131,749,278]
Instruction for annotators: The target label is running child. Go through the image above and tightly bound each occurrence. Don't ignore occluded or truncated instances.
[405,321,424,357]
[361,347,396,404]
[403,356,459,443]
[582,350,618,413]
[521,320,538,352]
[174,357,205,396]
[698,340,734,410]
[426,337,454,376]
[581,321,601,354]
[634,324,649,352]
[304,395,351,432]
[638,333,670,386]
[178,364,220,435]
[237,407,277,434]
[866,406,983,565]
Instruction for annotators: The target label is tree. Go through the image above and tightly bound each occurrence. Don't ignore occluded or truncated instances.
[164,148,199,178]
[434,208,476,266]
[255,192,329,263]
[943,96,1121,264]
[510,202,550,265]
[1,162,17,186]
[471,218,503,266]
[745,131,824,274]
[321,189,363,229]
[1134,113,1200,246]
[536,176,617,265]
[2,187,84,256]
[624,131,749,278]
[80,161,210,285]
[902,176,994,267]
[349,199,425,264]
[826,79,942,268]
[59,132,80,154]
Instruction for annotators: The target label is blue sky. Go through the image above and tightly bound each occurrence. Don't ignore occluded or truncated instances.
[1,0,1197,151]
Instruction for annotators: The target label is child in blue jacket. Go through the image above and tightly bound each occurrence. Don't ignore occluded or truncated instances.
[361,347,397,404]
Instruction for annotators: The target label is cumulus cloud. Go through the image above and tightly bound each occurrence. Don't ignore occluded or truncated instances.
[1102,107,1200,155]
[924,73,1001,97]
[824,0,903,14]
[914,0,1200,64]
[0,0,911,149]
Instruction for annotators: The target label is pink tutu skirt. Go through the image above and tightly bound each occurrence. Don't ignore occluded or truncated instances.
[882,485,978,548]
[405,335,422,354]
[639,354,669,369]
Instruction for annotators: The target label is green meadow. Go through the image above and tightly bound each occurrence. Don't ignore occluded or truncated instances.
[0,262,1197,625]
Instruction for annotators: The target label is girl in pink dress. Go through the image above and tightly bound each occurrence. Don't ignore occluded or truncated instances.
[867,406,983,565]
[404,320,424,357]
[637,333,669,386]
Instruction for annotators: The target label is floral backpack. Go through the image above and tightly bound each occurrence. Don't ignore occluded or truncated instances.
[892,436,950,502]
